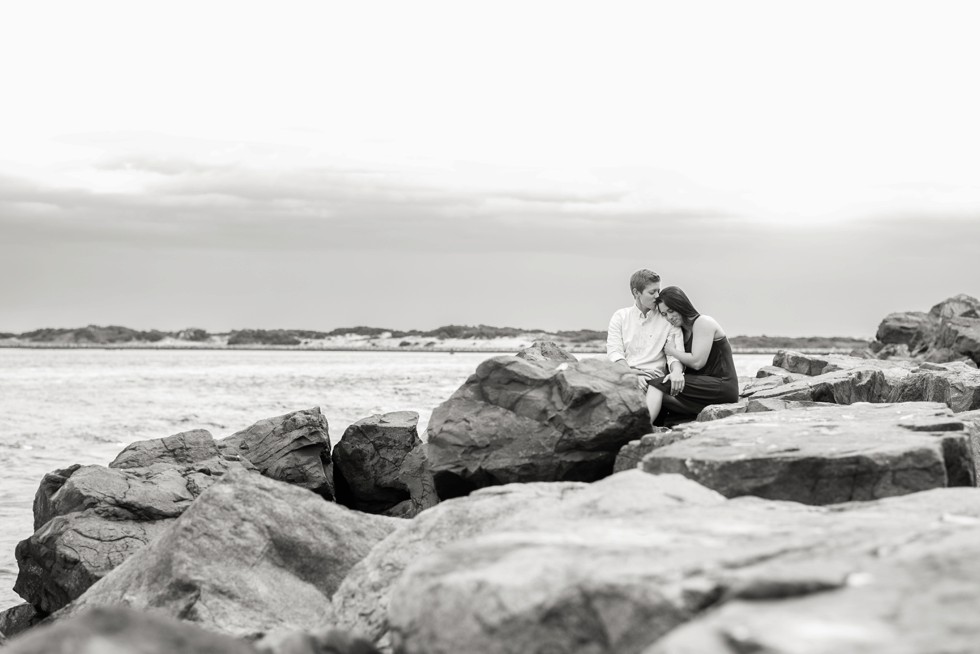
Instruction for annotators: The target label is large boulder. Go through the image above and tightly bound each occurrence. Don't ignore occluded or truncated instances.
[333,411,436,517]
[0,606,254,654]
[57,470,400,640]
[219,407,335,500]
[930,293,980,320]
[866,295,980,365]
[937,316,980,365]
[331,471,722,651]
[613,430,682,473]
[889,361,980,412]
[14,458,242,614]
[0,604,40,641]
[14,511,171,615]
[385,473,980,654]
[875,311,936,351]
[110,428,224,469]
[425,355,650,497]
[640,402,975,504]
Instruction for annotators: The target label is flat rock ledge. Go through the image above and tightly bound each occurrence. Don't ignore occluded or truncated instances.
[640,402,976,504]
[737,350,980,413]
[379,471,980,654]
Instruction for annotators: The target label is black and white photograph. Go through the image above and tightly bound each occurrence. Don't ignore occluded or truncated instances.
[1,1,979,652]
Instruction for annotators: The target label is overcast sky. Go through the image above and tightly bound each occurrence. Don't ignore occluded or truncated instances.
[2,1,978,337]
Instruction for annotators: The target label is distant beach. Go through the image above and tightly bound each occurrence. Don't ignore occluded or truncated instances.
[0,325,870,355]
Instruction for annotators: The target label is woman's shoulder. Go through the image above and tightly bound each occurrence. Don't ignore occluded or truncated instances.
[694,315,725,339]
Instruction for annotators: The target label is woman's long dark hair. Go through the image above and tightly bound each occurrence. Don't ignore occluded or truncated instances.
[657,286,700,327]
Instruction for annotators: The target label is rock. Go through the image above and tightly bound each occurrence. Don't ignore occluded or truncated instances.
[425,356,650,497]
[109,428,222,469]
[515,340,578,365]
[0,606,254,654]
[875,311,937,351]
[58,470,400,639]
[697,398,832,422]
[930,293,980,320]
[254,627,382,654]
[34,461,234,528]
[14,512,171,615]
[333,411,432,516]
[739,376,790,397]
[937,316,980,365]
[14,459,241,613]
[755,365,808,381]
[385,474,980,654]
[888,364,980,412]
[383,442,438,518]
[640,402,975,504]
[744,398,835,413]
[697,401,749,421]
[0,603,41,640]
[332,471,723,650]
[773,350,918,377]
[613,430,685,472]
[761,352,980,412]
[875,343,912,360]
[923,346,975,364]
[749,366,895,404]
[219,407,335,500]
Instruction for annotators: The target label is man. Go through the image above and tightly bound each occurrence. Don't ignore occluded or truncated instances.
[606,269,685,425]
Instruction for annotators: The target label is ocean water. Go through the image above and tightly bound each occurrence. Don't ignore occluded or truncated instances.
[0,348,774,611]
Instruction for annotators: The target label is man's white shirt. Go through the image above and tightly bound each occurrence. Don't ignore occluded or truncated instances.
[606,305,684,376]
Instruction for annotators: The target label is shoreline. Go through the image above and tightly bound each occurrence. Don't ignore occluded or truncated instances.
[0,343,856,355]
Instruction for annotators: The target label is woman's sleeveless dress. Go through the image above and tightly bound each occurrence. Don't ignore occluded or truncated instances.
[652,333,739,422]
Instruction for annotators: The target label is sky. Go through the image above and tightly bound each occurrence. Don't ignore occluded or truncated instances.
[1,1,978,337]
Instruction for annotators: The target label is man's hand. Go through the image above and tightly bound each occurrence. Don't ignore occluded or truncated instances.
[665,369,685,396]
[627,366,650,391]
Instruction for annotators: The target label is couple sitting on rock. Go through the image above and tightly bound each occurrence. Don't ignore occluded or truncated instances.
[607,269,739,427]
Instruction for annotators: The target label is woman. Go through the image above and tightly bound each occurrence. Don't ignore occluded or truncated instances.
[648,286,739,425]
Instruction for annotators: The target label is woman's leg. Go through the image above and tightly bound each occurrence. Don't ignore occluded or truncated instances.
[645,385,664,428]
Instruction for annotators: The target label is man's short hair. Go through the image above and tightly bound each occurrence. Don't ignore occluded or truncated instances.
[630,269,661,294]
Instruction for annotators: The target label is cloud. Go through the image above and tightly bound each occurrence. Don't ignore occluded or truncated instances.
[0,158,735,257]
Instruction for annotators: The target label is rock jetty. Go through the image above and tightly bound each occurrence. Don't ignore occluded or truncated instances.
[3,298,980,653]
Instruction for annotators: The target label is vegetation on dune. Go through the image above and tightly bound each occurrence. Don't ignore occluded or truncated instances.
[2,324,870,349]
[18,325,168,344]
[227,330,303,346]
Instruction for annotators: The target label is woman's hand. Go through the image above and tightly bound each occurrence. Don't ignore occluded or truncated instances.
[664,342,679,358]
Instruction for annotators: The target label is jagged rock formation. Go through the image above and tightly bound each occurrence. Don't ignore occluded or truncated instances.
[425,343,650,498]
[56,471,399,639]
[871,294,980,364]
[332,411,436,517]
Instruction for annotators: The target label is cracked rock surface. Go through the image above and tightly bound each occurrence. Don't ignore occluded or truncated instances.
[56,470,400,639]
[219,407,335,500]
[745,351,980,413]
[332,411,435,517]
[381,471,980,654]
[641,402,976,504]
[332,471,721,651]
[14,437,245,614]
[425,348,649,498]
